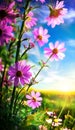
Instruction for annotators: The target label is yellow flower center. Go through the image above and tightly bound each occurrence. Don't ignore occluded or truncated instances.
[52,48,58,54]
[37,35,42,40]
[26,16,32,22]
[16,71,22,77]
[50,8,62,17]
[54,118,58,123]
[32,97,36,102]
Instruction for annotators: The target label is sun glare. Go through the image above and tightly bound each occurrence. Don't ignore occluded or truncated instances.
[59,86,72,92]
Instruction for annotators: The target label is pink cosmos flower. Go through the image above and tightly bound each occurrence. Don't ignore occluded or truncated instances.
[26,91,42,109]
[25,11,37,29]
[44,41,66,61]
[0,58,4,72]
[8,60,32,86]
[0,1,17,23]
[36,0,45,4]
[46,1,67,28]
[33,26,50,46]
[0,22,13,46]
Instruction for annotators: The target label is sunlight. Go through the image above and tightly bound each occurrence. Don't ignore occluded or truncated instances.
[59,85,72,92]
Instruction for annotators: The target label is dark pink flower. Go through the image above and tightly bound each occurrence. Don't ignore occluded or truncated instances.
[0,58,4,72]
[44,41,66,61]
[46,1,67,28]
[8,60,32,86]
[25,11,37,29]
[0,22,13,46]
[33,26,50,47]
[0,1,17,23]
[26,91,42,109]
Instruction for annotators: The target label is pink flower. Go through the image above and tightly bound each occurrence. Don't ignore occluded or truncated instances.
[0,1,17,23]
[8,60,32,86]
[39,125,47,130]
[26,91,42,109]
[25,11,37,29]
[44,41,66,61]
[36,0,45,4]
[0,22,13,46]
[0,58,4,72]
[33,26,50,47]
[46,1,67,28]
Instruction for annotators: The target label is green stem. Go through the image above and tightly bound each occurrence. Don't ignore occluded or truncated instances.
[58,98,67,118]
[20,46,30,59]
[9,0,31,117]
[0,63,7,105]
[27,54,53,91]
[13,87,25,114]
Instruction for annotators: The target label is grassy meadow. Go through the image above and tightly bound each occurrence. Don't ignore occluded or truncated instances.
[1,88,75,130]
[19,88,75,130]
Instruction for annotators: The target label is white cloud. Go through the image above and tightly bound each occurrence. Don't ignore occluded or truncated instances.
[33,69,75,91]
[66,39,75,47]
[64,9,75,23]
[34,5,49,24]
[64,9,75,19]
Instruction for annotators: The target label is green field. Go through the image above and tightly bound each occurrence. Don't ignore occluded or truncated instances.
[20,90,75,130]
[1,88,75,130]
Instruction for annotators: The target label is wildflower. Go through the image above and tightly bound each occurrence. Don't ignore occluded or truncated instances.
[44,41,66,61]
[0,1,17,23]
[8,60,32,86]
[46,1,67,28]
[33,26,50,46]
[25,11,37,29]
[46,111,56,118]
[36,0,45,4]
[0,22,13,46]
[39,125,47,130]
[46,118,52,124]
[29,42,35,48]
[0,58,4,72]
[52,118,62,126]
[26,91,42,109]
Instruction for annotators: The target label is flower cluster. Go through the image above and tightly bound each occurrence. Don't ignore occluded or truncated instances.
[0,1,17,46]
[46,111,62,127]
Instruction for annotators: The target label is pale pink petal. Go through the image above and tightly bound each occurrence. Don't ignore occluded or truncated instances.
[49,43,54,49]
[31,91,36,97]
[26,95,32,99]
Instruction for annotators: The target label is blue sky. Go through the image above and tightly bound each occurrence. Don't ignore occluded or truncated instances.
[23,0,75,91]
